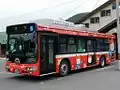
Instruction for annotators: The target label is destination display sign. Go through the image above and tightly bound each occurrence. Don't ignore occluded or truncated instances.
[6,23,36,34]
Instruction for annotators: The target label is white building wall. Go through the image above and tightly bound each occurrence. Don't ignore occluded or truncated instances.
[100,4,116,27]
[82,12,101,31]
[81,2,118,33]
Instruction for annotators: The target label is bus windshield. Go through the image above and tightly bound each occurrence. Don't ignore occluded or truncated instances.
[7,32,37,64]
[9,33,36,54]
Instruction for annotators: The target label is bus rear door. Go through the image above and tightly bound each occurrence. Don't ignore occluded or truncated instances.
[87,39,96,66]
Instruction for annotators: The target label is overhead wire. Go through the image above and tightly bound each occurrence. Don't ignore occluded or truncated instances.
[0,0,81,31]
[12,0,80,18]
[2,0,100,21]
[62,0,107,19]
[61,0,92,19]
[0,0,107,29]
[0,0,81,24]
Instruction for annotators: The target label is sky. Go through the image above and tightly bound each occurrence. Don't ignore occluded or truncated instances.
[0,0,108,31]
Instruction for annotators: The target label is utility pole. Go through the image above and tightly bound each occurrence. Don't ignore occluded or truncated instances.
[116,0,120,70]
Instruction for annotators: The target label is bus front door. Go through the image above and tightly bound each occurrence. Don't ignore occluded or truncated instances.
[40,35,56,74]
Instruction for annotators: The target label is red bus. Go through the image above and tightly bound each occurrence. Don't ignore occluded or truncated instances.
[5,19,116,76]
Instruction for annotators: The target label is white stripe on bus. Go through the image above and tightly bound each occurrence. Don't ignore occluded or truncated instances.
[56,53,88,58]
[56,51,109,58]
[96,51,109,54]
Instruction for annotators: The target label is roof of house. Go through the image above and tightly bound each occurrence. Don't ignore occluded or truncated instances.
[66,12,89,23]
[98,19,116,33]
[74,0,115,24]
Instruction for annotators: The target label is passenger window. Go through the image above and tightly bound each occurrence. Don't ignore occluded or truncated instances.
[77,39,86,52]
[97,39,109,51]
[59,44,67,53]
[97,39,104,51]
[58,36,67,53]
[68,37,76,53]
[104,39,109,51]
[87,40,94,52]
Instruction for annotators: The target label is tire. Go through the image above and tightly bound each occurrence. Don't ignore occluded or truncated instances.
[59,60,69,76]
[100,56,106,67]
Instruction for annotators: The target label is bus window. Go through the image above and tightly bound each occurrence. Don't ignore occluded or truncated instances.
[68,37,76,53]
[58,36,67,53]
[97,39,104,51]
[59,44,67,53]
[77,39,86,52]
[104,39,109,51]
[97,39,109,51]
[87,40,94,52]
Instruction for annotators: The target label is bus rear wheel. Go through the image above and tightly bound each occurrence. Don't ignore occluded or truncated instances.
[59,60,69,76]
[100,56,106,67]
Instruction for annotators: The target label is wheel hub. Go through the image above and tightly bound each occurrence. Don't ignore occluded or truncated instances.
[61,64,67,73]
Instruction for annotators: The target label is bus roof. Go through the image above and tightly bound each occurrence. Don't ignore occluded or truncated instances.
[32,19,87,31]
[32,19,115,39]
[6,19,115,39]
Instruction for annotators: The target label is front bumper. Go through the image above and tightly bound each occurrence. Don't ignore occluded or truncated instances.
[5,62,39,76]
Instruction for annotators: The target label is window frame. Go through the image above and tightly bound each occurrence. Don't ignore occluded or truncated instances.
[84,23,89,28]
[58,35,67,53]
[101,9,111,17]
[96,38,109,52]
[112,3,116,9]
[86,39,94,52]
[67,36,77,53]
[76,37,87,53]
[90,17,100,24]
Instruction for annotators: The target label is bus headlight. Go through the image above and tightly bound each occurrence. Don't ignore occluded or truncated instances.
[32,66,38,71]
[26,67,30,71]
[26,67,37,71]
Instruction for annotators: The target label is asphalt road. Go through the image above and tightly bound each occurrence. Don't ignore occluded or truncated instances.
[0,60,120,90]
